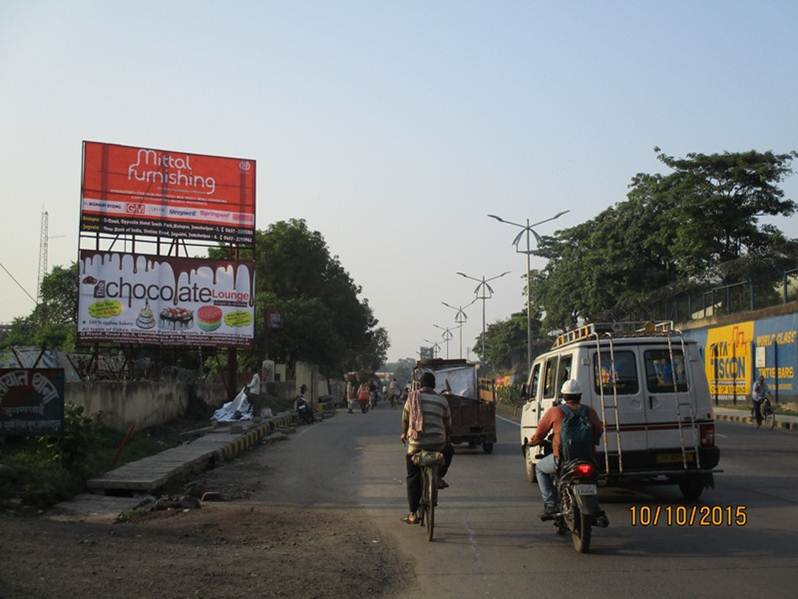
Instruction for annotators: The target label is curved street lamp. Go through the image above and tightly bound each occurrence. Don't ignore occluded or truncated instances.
[441,298,477,359]
[423,338,441,359]
[456,270,511,362]
[487,211,569,371]
[432,323,457,360]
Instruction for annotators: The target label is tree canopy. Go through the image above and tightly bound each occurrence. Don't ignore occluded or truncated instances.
[533,149,798,330]
[1,263,78,350]
[220,219,389,375]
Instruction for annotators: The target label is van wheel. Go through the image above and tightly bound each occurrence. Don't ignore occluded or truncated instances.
[482,442,494,454]
[525,446,537,483]
[678,476,705,501]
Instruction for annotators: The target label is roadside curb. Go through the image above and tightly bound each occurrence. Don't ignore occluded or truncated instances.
[87,412,300,493]
[715,412,797,432]
[219,412,295,461]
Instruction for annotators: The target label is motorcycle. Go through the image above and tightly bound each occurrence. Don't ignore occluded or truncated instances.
[296,398,314,425]
[537,439,608,553]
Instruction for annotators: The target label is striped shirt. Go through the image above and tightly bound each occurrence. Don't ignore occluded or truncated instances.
[402,391,452,454]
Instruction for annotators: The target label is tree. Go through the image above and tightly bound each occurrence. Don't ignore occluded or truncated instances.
[382,357,416,387]
[1,263,78,350]
[473,312,549,374]
[532,149,797,329]
[229,219,389,375]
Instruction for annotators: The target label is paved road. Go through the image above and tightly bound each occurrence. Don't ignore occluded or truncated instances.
[251,406,798,599]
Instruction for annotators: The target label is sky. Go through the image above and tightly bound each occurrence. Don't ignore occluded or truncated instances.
[2,0,798,362]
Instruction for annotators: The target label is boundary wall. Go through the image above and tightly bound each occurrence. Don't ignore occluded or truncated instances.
[680,302,798,403]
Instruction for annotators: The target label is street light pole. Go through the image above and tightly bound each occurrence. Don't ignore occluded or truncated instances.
[442,298,477,359]
[488,211,569,372]
[423,338,441,359]
[456,271,511,364]
[433,324,456,359]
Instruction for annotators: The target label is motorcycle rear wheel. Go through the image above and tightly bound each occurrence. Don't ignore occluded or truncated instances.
[571,509,592,553]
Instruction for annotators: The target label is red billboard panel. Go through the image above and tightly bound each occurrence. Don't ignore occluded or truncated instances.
[77,250,255,348]
[81,141,256,245]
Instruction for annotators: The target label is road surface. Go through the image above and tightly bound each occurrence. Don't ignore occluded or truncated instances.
[249,405,798,599]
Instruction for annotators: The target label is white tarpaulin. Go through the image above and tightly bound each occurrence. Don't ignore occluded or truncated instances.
[211,387,253,422]
[428,366,477,399]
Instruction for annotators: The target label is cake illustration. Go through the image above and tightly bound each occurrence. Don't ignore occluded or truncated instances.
[197,305,223,332]
[136,303,156,329]
[159,306,194,330]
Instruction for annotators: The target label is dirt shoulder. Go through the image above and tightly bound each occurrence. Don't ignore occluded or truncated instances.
[0,502,409,599]
[0,416,414,599]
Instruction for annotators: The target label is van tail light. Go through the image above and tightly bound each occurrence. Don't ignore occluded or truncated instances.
[574,463,595,477]
[699,423,715,447]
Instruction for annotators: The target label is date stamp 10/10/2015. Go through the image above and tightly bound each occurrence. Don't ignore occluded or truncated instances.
[629,505,748,527]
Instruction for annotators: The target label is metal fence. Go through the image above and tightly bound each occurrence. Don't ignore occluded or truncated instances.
[649,267,798,323]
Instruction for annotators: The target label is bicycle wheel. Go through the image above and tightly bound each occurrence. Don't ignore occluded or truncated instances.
[425,466,436,541]
[763,402,776,430]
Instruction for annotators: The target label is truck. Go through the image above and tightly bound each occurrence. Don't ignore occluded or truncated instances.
[414,358,497,453]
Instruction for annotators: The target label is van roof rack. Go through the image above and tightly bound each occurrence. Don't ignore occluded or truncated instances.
[551,321,676,349]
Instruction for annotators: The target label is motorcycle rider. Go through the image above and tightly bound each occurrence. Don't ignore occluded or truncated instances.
[529,379,604,519]
[294,384,313,424]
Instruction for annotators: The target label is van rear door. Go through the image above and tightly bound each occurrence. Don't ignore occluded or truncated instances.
[642,347,697,463]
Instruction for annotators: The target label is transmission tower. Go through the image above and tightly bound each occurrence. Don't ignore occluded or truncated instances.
[37,210,48,303]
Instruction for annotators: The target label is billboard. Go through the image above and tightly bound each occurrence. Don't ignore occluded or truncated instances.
[80,141,256,245]
[704,321,754,398]
[0,369,65,435]
[77,251,255,348]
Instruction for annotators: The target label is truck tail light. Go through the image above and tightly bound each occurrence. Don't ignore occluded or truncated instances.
[699,423,715,447]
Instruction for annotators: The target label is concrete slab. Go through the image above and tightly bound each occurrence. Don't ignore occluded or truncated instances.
[86,412,294,493]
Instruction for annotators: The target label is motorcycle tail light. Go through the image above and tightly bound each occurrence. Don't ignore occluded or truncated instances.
[699,423,715,447]
[574,463,595,477]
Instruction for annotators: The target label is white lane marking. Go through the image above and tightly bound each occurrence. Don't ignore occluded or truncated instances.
[463,519,480,562]
[496,415,520,427]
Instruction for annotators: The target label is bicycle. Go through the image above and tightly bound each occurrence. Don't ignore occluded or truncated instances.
[751,396,776,430]
[761,397,776,430]
[412,450,444,541]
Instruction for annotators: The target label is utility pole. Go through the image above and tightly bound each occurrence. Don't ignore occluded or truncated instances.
[488,211,569,371]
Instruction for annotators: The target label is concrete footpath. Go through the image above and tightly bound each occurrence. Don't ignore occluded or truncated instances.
[86,412,295,494]
[715,406,798,431]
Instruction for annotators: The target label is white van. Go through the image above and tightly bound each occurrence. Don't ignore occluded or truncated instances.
[520,322,720,500]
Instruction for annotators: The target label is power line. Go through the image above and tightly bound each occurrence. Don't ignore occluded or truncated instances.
[0,262,37,305]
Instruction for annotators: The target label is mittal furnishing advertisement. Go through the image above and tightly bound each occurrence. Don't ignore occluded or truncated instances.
[77,251,255,348]
[80,141,256,245]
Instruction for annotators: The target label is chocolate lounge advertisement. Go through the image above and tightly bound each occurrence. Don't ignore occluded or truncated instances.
[77,251,255,348]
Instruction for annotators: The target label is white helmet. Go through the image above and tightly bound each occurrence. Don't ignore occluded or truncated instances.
[560,378,582,397]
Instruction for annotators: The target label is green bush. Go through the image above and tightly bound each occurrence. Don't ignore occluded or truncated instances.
[497,384,525,406]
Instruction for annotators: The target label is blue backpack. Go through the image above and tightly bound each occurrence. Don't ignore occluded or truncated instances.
[558,403,595,462]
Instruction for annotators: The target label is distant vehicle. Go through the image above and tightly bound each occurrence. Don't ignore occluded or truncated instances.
[520,321,721,500]
[414,358,497,454]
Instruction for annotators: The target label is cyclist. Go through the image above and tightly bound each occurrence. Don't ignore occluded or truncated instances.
[400,371,453,524]
[751,374,769,428]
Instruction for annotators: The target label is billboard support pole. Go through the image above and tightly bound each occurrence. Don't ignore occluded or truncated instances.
[227,348,238,402]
